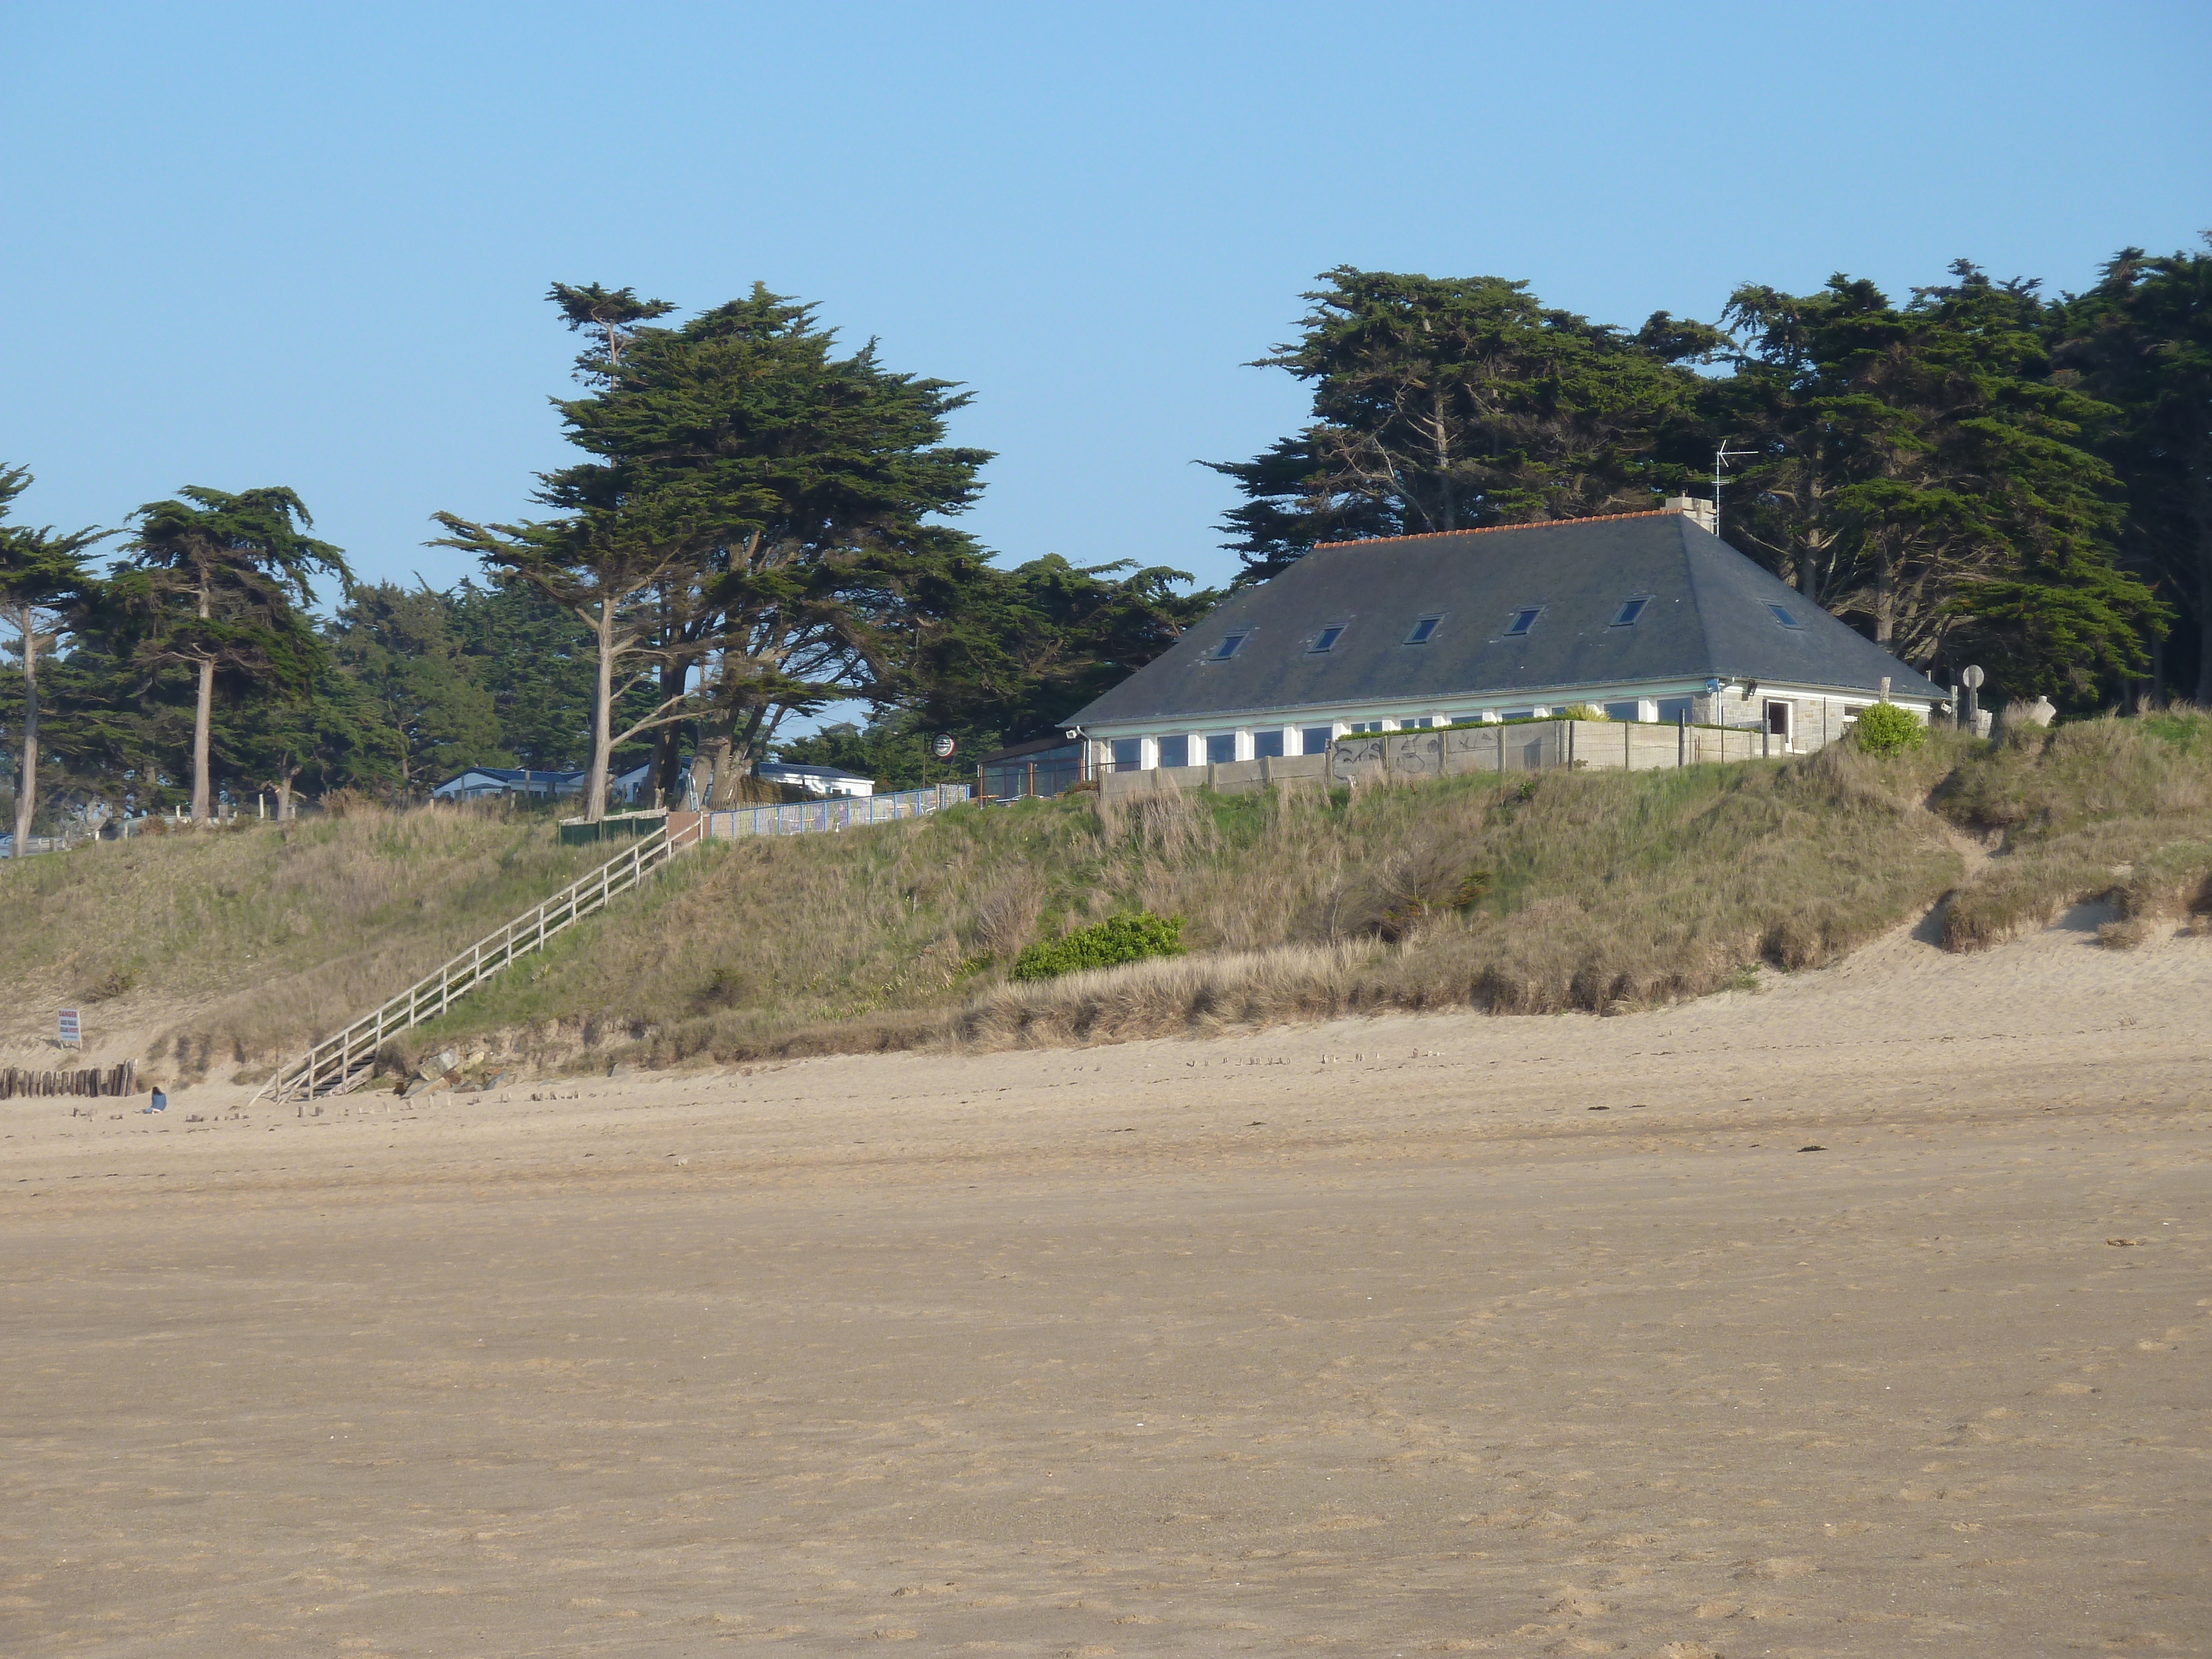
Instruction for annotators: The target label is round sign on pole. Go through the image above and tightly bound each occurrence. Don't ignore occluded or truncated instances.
[1959,665,1985,689]
[931,734,957,760]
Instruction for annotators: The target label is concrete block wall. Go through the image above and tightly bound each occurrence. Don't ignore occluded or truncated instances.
[1099,753,1329,800]
[1097,719,1793,801]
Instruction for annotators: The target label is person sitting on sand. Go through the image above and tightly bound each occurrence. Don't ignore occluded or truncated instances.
[145,1086,166,1114]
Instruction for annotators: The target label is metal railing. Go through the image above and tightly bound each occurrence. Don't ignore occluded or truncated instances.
[979,758,1086,802]
[700,782,969,839]
[259,813,705,1104]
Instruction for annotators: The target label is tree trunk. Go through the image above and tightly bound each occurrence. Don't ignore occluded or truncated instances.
[583,602,616,822]
[275,769,296,823]
[651,655,688,807]
[191,573,215,824]
[2196,579,2211,708]
[2195,532,2212,707]
[697,732,733,808]
[191,656,215,824]
[698,650,742,808]
[701,706,774,808]
[11,605,35,857]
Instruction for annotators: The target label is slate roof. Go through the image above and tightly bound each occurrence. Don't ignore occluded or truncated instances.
[432,766,583,790]
[1067,512,1941,727]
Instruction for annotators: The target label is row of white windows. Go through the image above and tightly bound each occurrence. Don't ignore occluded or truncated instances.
[1107,700,1705,770]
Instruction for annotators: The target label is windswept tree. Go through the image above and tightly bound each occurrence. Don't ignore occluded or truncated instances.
[1208,268,1720,581]
[603,288,992,808]
[2056,239,2212,702]
[115,486,349,823]
[432,507,695,819]
[0,465,109,852]
[893,551,1213,747]
[1719,265,2166,695]
[220,651,390,821]
[446,283,993,817]
[328,581,510,795]
[439,285,719,820]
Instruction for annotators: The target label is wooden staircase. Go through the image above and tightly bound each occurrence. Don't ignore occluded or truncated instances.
[258,813,704,1104]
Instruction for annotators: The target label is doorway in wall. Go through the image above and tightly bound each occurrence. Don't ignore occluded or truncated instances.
[1764,700,1793,748]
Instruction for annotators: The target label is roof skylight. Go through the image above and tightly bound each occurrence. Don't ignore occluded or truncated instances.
[1209,633,1246,660]
[1310,624,1345,654]
[1405,615,1443,645]
[1504,607,1542,637]
[1767,603,1803,629]
[1610,597,1650,627]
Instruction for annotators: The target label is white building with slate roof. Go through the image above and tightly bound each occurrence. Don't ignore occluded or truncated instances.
[1061,502,1943,777]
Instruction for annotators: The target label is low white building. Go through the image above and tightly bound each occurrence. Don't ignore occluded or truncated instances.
[757,762,874,799]
[430,766,583,802]
[1063,503,1943,772]
[603,759,878,806]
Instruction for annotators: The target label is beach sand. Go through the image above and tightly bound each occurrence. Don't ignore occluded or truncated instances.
[4,907,2208,1656]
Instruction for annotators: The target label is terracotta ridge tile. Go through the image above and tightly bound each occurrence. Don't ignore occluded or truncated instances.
[1311,509,1676,550]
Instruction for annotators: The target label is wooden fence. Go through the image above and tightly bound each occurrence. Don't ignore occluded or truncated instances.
[0,1062,137,1100]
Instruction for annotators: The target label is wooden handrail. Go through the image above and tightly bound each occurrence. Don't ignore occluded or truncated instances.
[258,814,703,1104]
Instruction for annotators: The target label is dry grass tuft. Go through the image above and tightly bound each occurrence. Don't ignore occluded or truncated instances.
[1939,711,2212,950]
[2096,918,2149,951]
[952,942,1378,1048]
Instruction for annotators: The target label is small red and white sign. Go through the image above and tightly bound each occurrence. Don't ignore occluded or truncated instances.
[58,1009,81,1047]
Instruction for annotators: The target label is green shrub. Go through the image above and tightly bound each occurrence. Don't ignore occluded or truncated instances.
[1009,911,1187,982]
[1558,703,1610,721]
[1853,702,1926,757]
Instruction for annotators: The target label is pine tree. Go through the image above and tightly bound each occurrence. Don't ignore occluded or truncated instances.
[0,465,109,851]
[1207,268,1719,582]
[114,487,349,822]
[1719,265,2165,698]
[2054,241,2212,701]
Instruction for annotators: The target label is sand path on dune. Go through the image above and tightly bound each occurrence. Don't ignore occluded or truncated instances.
[3,912,2208,1657]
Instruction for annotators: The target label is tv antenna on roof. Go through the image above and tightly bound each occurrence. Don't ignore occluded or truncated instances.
[1713,439,1756,541]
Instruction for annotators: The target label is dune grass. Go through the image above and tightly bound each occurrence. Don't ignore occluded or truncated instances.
[16,711,2206,1083]
[0,804,597,1077]
[1936,709,2212,949]
[386,733,1965,1070]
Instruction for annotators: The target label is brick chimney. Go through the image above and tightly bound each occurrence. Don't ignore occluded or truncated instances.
[1663,495,1717,534]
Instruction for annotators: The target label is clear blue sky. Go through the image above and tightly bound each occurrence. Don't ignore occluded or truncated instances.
[5,1,2208,604]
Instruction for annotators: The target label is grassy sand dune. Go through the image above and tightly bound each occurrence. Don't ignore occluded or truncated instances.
[4,712,2206,1085]
[0,806,596,1074]
[1939,711,2212,949]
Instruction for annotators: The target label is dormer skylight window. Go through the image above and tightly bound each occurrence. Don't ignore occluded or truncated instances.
[1767,603,1803,629]
[1310,624,1345,654]
[1209,633,1246,661]
[1610,597,1650,627]
[1504,607,1542,637]
[1404,614,1443,645]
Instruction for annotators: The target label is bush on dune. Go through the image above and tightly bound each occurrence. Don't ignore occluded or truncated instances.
[1009,912,1186,981]
[1853,702,1926,755]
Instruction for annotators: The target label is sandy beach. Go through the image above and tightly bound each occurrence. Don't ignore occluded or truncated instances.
[4,907,2208,1657]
